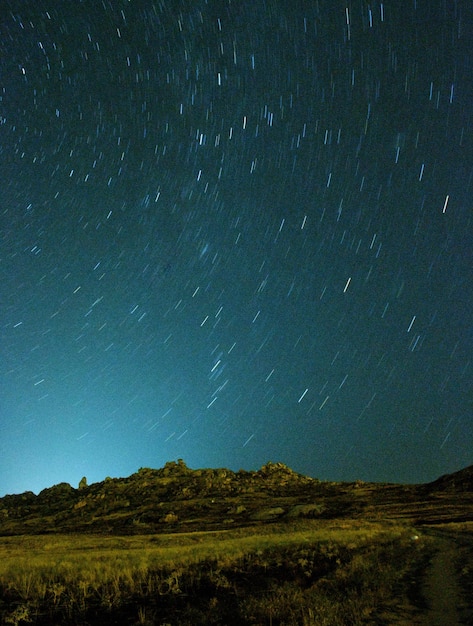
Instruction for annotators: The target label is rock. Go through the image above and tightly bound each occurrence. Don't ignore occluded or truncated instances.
[287,503,325,518]
[251,507,286,521]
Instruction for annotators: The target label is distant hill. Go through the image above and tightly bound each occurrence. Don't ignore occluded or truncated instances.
[426,464,473,492]
[1,460,472,536]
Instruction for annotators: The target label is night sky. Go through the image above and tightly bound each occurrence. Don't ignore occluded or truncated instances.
[2,0,472,496]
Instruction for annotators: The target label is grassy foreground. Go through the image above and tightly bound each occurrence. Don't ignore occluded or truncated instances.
[0,520,434,625]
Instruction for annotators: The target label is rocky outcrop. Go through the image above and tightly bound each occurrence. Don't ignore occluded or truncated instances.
[0,460,320,535]
[1,461,472,535]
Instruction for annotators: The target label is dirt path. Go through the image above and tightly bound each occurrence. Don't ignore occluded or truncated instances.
[381,530,473,626]
[420,537,463,626]
[414,530,473,626]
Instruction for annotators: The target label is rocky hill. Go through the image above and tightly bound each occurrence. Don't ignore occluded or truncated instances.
[1,460,472,536]
[0,460,331,535]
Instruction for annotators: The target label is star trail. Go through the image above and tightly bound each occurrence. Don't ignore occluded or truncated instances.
[1,0,472,495]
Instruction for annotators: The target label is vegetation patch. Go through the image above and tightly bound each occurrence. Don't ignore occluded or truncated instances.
[0,521,433,625]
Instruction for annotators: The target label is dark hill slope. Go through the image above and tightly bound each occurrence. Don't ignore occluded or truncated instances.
[1,460,473,536]
[426,464,473,493]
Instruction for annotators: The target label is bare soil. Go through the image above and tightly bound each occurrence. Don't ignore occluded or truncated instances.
[383,529,473,626]
[420,537,463,625]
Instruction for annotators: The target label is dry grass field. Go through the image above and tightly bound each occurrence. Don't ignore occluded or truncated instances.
[0,520,437,625]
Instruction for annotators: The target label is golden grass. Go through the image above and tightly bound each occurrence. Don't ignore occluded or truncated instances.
[0,519,432,625]
[0,520,408,587]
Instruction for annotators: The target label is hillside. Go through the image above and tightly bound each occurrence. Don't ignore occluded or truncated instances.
[1,460,473,536]
[426,463,473,492]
